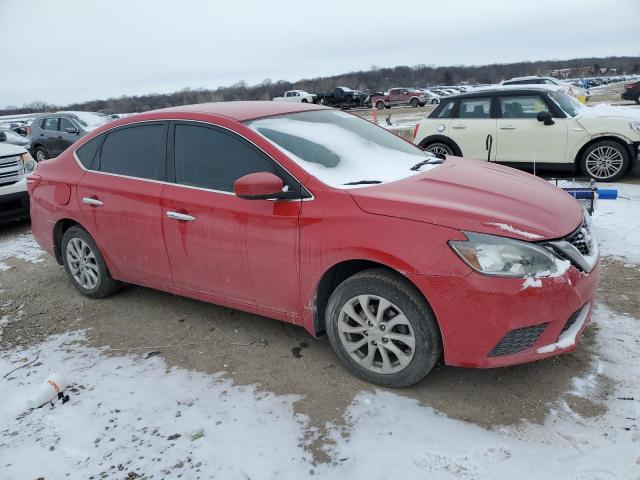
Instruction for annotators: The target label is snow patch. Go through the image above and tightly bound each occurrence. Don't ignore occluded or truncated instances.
[485,222,543,240]
[0,233,45,271]
[520,277,542,289]
[577,103,640,120]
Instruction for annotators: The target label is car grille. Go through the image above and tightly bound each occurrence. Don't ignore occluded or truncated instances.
[0,155,22,186]
[565,218,592,256]
[488,323,547,357]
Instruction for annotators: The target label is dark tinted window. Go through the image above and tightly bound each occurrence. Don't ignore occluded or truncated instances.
[437,101,455,118]
[76,135,103,169]
[60,118,75,132]
[174,124,281,192]
[43,118,59,131]
[459,98,491,118]
[99,124,166,180]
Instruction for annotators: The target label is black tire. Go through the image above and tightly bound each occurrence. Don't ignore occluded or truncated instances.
[61,226,121,298]
[301,99,308,103]
[635,93,640,105]
[325,269,442,388]
[423,141,454,159]
[375,100,385,110]
[579,140,629,182]
[431,98,439,105]
[34,146,48,162]
[410,98,419,108]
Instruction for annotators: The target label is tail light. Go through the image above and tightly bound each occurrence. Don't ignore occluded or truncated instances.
[412,123,420,140]
[623,83,634,90]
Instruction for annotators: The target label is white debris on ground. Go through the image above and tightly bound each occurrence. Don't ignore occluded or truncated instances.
[0,233,45,271]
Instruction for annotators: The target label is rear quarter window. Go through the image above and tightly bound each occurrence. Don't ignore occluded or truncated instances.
[75,135,103,169]
[434,101,455,118]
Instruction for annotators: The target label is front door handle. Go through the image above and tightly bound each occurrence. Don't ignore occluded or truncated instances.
[167,211,196,222]
[500,125,516,130]
[82,197,103,206]
[452,124,467,130]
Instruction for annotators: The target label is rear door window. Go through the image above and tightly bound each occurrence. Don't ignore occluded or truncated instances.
[499,95,548,118]
[43,118,59,131]
[459,98,491,118]
[60,118,76,132]
[98,123,167,180]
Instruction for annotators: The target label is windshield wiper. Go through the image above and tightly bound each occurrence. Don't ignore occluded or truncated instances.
[410,158,445,171]
[343,180,382,185]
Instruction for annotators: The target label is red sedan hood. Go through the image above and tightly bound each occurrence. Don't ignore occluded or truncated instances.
[349,157,583,241]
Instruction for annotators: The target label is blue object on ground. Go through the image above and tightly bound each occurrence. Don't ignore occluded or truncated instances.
[596,189,618,200]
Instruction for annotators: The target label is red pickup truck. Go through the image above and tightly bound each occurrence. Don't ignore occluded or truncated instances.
[370,88,427,109]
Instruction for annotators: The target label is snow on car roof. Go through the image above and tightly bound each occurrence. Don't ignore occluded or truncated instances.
[158,101,330,122]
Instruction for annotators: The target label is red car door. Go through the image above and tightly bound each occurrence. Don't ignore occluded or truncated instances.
[76,122,172,286]
[161,122,302,316]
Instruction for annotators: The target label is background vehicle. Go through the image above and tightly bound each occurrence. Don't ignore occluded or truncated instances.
[501,76,589,102]
[370,88,427,109]
[0,128,30,150]
[28,111,110,161]
[272,90,317,103]
[413,87,639,181]
[315,87,368,108]
[0,142,36,222]
[29,101,598,388]
[621,80,640,104]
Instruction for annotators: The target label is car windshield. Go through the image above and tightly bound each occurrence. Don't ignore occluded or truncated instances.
[62,111,110,131]
[247,110,437,188]
[548,91,586,117]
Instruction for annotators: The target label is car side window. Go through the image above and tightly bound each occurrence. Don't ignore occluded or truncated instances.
[173,123,295,194]
[43,118,59,131]
[500,96,548,119]
[76,135,103,169]
[98,124,166,180]
[60,118,75,132]
[459,98,491,118]
[437,101,455,118]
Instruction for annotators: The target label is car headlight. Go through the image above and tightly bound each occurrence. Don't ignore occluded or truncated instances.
[630,121,640,133]
[449,232,560,277]
[20,151,37,174]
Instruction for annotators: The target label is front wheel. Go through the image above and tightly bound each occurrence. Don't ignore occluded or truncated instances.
[325,269,442,387]
[579,140,629,181]
[62,226,122,298]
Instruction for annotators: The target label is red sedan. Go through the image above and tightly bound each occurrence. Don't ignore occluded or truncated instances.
[28,102,599,387]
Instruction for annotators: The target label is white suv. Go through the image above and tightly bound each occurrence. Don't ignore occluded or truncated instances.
[413,87,640,181]
[502,76,589,103]
[0,142,37,222]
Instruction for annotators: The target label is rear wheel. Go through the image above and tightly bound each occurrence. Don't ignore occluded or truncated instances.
[423,142,454,158]
[325,269,442,387]
[61,226,121,298]
[410,98,419,108]
[34,146,48,162]
[579,140,629,181]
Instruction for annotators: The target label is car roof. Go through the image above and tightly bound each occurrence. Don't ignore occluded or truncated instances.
[155,101,331,121]
[439,85,562,99]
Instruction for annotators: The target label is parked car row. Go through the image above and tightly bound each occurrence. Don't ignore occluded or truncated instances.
[413,85,640,181]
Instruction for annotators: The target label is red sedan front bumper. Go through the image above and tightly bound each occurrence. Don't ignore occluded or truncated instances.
[408,261,600,368]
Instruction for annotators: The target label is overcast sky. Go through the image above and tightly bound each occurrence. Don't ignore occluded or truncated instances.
[1,0,638,107]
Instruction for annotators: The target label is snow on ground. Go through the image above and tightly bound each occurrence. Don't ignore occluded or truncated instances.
[0,233,44,271]
[593,182,640,264]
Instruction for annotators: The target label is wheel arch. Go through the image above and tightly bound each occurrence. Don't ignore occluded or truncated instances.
[52,218,83,265]
[311,259,442,341]
[418,134,462,156]
[574,135,636,171]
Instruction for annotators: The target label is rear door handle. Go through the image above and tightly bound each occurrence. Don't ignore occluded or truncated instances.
[452,124,467,130]
[82,197,103,206]
[500,125,516,130]
[167,211,196,222]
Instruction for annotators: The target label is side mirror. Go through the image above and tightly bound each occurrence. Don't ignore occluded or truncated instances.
[0,132,6,142]
[234,172,285,200]
[65,127,79,134]
[536,111,555,126]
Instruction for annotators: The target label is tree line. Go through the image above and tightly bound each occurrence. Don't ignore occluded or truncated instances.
[3,56,639,116]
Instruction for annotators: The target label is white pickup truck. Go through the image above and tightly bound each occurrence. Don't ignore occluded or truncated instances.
[272,90,317,103]
[0,142,36,222]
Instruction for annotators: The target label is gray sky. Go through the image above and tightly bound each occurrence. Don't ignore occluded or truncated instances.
[1,0,638,107]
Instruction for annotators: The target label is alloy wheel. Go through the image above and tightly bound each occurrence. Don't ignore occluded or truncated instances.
[426,143,452,157]
[337,294,415,374]
[66,238,100,290]
[36,149,46,162]
[585,146,624,179]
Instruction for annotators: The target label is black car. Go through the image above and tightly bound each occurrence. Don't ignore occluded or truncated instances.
[28,112,111,161]
[621,80,640,104]
[315,87,368,109]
